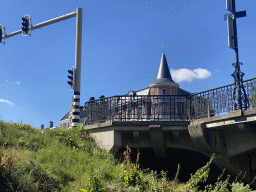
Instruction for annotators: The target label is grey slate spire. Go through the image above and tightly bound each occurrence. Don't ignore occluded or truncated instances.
[151,52,176,85]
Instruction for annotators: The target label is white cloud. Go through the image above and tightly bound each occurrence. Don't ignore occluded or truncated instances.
[15,82,20,84]
[170,68,211,83]
[0,99,14,106]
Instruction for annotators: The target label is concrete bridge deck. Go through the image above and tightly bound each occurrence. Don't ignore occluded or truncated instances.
[83,108,256,186]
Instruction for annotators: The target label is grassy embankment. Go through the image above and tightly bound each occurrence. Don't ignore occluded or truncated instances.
[0,120,256,191]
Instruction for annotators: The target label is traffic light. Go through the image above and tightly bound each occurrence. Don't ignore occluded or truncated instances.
[67,66,75,90]
[0,25,2,43]
[22,15,31,36]
[0,24,6,45]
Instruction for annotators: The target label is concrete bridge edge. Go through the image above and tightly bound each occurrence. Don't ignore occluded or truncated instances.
[188,121,256,186]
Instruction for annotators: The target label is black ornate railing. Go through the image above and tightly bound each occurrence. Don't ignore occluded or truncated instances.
[83,77,256,125]
[191,77,256,119]
[83,95,192,124]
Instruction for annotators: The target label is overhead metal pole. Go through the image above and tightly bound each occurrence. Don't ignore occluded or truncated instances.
[72,8,83,128]
[1,11,76,40]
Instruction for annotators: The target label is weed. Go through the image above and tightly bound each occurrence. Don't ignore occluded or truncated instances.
[120,146,144,190]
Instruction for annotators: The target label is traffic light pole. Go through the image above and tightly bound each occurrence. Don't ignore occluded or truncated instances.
[72,8,82,128]
[1,8,83,128]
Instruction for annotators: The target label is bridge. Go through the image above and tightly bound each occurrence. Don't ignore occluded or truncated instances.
[82,77,256,185]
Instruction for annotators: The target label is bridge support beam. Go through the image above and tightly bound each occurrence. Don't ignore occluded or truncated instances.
[171,130,179,143]
[133,131,140,144]
[148,125,167,159]
[188,123,221,154]
[188,121,256,186]
[188,123,239,182]
[238,123,256,137]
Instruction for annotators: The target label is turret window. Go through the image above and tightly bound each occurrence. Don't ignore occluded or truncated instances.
[162,88,166,95]
[174,90,177,95]
[152,89,154,95]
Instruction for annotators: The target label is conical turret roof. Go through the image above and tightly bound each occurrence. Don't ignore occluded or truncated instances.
[150,52,176,85]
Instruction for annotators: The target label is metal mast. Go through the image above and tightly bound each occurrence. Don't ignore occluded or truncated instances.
[224,0,248,110]
[72,8,83,128]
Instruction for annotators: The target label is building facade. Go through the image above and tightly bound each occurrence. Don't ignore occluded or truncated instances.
[59,105,87,129]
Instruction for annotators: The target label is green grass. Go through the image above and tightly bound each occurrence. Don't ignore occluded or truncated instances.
[0,120,256,191]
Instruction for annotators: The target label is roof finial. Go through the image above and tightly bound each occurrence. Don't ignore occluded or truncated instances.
[161,41,165,52]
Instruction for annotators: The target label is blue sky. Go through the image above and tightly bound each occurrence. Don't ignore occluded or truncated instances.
[0,0,255,129]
